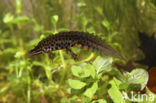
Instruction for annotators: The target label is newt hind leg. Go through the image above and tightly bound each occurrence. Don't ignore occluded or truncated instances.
[66,48,78,60]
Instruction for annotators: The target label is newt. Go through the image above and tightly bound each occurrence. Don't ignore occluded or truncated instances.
[29,31,123,60]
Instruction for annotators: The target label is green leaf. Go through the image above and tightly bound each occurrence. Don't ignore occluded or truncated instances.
[83,64,96,78]
[102,19,111,30]
[14,51,24,59]
[71,66,82,77]
[126,68,149,90]
[93,99,107,103]
[110,68,127,82]
[93,56,113,74]
[32,18,43,32]
[13,16,30,24]
[108,80,125,103]
[81,64,95,78]
[98,99,107,103]
[86,27,96,34]
[3,13,14,24]
[68,79,86,89]
[71,64,96,78]
[84,82,98,98]
[77,2,86,7]
[15,0,22,14]
[32,61,45,68]
[2,48,17,54]
[51,15,59,26]
[61,98,70,103]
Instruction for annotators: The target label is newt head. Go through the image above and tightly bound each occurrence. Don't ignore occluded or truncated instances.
[29,45,44,56]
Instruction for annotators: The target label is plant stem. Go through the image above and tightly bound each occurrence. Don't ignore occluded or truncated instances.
[27,75,31,103]
[59,50,67,84]
[59,50,66,69]
[75,53,95,64]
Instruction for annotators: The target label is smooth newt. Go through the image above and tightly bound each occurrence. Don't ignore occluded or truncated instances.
[29,31,123,60]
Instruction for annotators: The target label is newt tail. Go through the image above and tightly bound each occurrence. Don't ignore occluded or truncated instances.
[29,31,123,60]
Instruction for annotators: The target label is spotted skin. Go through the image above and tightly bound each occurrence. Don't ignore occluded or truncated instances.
[29,31,123,60]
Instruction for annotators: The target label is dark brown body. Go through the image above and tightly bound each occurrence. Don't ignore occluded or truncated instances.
[29,31,122,60]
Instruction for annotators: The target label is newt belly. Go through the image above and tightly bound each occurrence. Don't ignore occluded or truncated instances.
[29,31,123,60]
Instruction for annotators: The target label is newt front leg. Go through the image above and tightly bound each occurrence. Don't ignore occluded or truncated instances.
[66,48,78,60]
[48,52,54,60]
